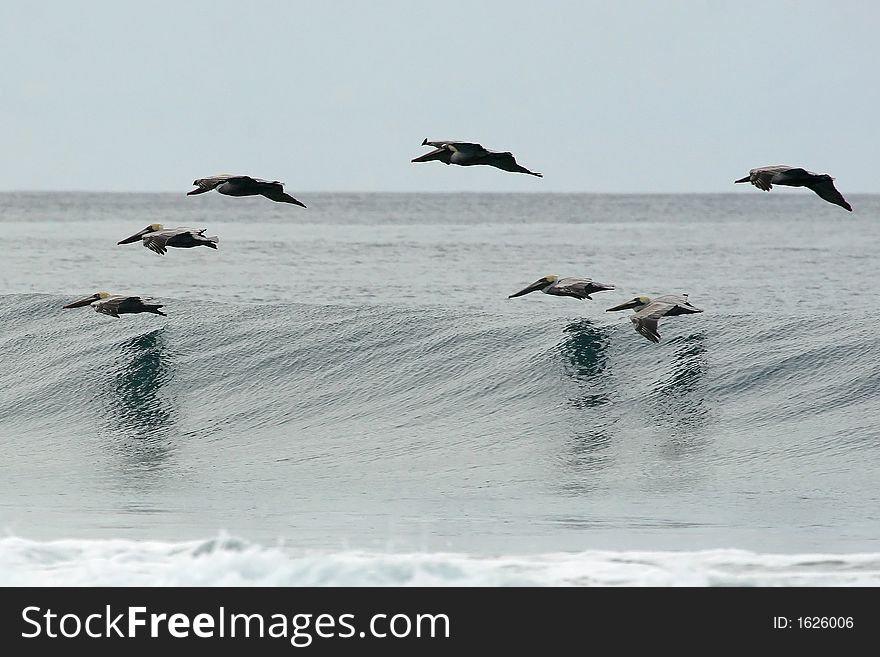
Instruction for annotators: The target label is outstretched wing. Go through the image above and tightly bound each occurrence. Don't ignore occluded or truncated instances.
[94,296,134,317]
[445,141,491,157]
[807,178,852,211]
[256,181,307,207]
[546,278,590,299]
[629,300,677,342]
[749,166,791,191]
[95,295,160,317]
[550,277,614,300]
[651,295,704,317]
[142,232,170,255]
[483,151,543,177]
[640,300,678,320]
[225,175,284,186]
[631,315,661,343]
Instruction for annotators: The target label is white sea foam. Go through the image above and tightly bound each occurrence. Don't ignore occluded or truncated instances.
[1,535,879,587]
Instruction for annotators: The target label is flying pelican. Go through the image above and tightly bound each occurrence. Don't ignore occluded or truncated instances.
[187,175,307,207]
[411,139,543,177]
[734,165,852,211]
[63,292,166,318]
[117,224,218,256]
[606,294,703,343]
[508,275,615,300]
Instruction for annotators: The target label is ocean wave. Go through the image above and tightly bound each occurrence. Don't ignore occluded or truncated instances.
[3,293,880,556]
[2,534,879,586]
[2,293,879,452]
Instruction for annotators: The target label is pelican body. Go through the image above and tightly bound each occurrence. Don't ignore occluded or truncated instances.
[606,294,702,343]
[63,292,166,318]
[118,224,218,256]
[412,139,542,177]
[509,275,614,300]
[734,165,852,211]
[188,175,307,207]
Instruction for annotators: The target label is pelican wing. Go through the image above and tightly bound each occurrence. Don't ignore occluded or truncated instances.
[222,175,283,187]
[179,226,215,241]
[248,176,285,186]
[446,142,491,157]
[141,229,180,255]
[638,299,679,320]
[550,277,615,300]
[553,277,593,292]
[651,294,689,307]
[93,295,135,318]
[651,294,703,315]
[201,174,284,186]
[629,295,702,342]
[806,177,852,211]
[748,166,791,191]
[145,227,217,253]
[481,151,543,176]
[257,183,307,207]
[95,295,164,317]
[629,300,678,342]
[631,315,661,343]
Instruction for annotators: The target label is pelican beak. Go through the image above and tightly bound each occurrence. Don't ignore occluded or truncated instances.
[411,147,448,163]
[117,227,151,244]
[606,299,641,312]
[508,279,547,299]
[63,293,99,309]
[187,186,209,195]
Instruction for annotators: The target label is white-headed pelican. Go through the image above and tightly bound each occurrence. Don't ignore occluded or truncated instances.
[117,224,218,256]
[509,275,615,300]
[606,294,702,343]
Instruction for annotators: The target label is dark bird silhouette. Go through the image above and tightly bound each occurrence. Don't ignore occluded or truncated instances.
[63,292,166,318]
[411,139,542,177]
[734,165,852,211]
[187,175,306,207]
[508,275,614,300]
[117,224,218,256]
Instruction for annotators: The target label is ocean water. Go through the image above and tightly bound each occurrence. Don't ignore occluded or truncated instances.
[1,191,879,586]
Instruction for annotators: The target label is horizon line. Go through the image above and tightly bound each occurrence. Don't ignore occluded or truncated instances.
[1,189,878,196]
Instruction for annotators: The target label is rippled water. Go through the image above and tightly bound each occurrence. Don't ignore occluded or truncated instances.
[1,192,879,582]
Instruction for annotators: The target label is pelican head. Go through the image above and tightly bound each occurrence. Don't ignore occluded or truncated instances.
[606,295,651,312]
[63,291,111,309]
[118,223,162,245]
[508,275,558,298]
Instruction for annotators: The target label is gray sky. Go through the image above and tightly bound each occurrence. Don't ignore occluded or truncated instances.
[2,1,877,193]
